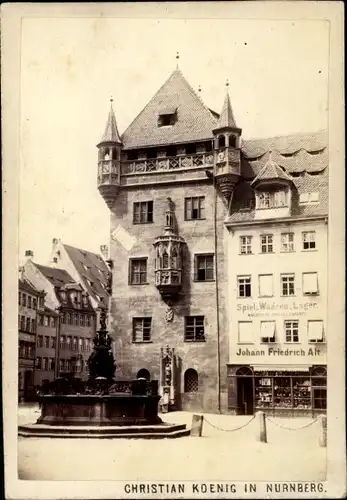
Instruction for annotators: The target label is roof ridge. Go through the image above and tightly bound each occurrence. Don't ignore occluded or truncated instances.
[63,243,104,259]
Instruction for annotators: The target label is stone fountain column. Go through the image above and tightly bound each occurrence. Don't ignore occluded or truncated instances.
[159,346,175,412]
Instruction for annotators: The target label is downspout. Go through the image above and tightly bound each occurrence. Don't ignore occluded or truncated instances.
[55,306,61,378]
[213,156,221,414]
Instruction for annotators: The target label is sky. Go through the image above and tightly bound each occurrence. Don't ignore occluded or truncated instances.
[19,16,329,264]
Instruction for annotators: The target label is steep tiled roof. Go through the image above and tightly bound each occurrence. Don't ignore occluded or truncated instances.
[35,264,75,287]
[228,168,328,223]
[215,92,237,129]
[43,306,58,317]
[121,68,217,149]
[63,244,110,304]
[100,102,121,144]
[18,278,42,296]
[241,130,328,178]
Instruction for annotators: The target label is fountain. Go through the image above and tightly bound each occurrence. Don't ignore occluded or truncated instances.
[18,303,189,438]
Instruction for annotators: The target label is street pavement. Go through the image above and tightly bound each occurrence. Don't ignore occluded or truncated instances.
[18,404,326,481]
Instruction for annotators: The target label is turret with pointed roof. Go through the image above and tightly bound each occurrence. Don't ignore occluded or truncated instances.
[97,100,122,209]
[212,83,242,201]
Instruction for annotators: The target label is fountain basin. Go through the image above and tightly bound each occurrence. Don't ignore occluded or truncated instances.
[35,394,163,426]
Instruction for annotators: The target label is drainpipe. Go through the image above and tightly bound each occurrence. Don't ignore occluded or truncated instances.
[55,306,61,378]
[213,154,222,414]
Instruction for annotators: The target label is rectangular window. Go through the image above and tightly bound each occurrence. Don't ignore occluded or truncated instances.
[129,258,148,285]
[86,316,91,327]
[260,234,273,253]
[37,335,43,348]
[302,231,316,250]
[44,336,50,348]
[80,314,85,326]
[79,338,83,350]
[73,337,77,351]
[60,335,65,349]
[51,337,56,349]
[28,296,32,308]
[73,313,79,326]
[26,318,30,332]
[31,319,36,334]
[257,190,288,209]
[67,313,72,325]
[281,232,294,252]
[302,272,319,295]
[27,345,33,359]
[158,112,176,127]
[240,236,252,255]
[36,357,42,369]
[48,358,53,371]
[185,196,205,220]
[195,254,214,281]
[66,336,72,349]
[43,315,49,327]
[281,274,295,296]
[260,321,276,343]
[133,201,153,224]
[259,274,273,297]
[132,317,152,342]
[184,316,205,342]
[59,359,64,372]
[20,316,25,331]
[238,321,253,343]
[285,320,299,343]
[39,314,44,326]
[22,294,27,306]
[42,358,48,371]
[238,276,252,298]
[51,317,57,328]
[18,292,21,305]
[33,298,37,310]
[308,320,324,342]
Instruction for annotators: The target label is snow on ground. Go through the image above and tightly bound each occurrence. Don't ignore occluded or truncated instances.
[18,404,326,481]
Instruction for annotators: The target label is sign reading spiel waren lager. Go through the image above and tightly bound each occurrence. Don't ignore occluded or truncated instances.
[237,300,319,318]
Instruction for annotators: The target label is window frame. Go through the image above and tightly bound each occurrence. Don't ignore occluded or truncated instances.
[240,235,253,255]
[302,272,319,295]
[302,231,316,251]
[307,320,325,343]
[284,320,300,343]
[237,275,252,298]
[260,234,274,254]
[129,258,148,285]
[238,321,253,344]
[184,316,205,342]
[184,196,205,221]
[132,317,152,343]
[280,232,295,252]
[258,274,274,298]
[260,321,276,343]
[194,253,215,282]
[133,201,154,224]
[281,273,295,297]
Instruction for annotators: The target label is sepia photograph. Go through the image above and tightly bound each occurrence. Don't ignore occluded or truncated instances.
[2,2,345,499]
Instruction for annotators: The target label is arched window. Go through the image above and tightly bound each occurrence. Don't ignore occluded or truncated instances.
[218,135,226,148]
[162,251,169,269]
[104,148,110,160]
[236,366,253,376]
[184,369,198,393]
[137,369,150,381]
[229,135,236,147]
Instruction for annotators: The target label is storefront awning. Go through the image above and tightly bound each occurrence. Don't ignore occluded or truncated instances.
[252,365,311,372]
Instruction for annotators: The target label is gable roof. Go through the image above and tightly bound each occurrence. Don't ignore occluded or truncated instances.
[99,102,121,144]
[35,264,75,287]
[251,151,293,186]
[63,244,110,304]
[121,68,218,149]
[18,278,43,296]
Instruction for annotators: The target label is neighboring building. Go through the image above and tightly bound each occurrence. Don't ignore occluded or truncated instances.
[35,306,59,385]
[96,66,328,414]
[18,277,44,401]
[48,239,111,327]
[23,253,96,381]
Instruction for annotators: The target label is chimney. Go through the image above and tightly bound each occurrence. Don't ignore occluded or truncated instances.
[25,250,34,260]
[100,245,108,260]
[52,238,59,245]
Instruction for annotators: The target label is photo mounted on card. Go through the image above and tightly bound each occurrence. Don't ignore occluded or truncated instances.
[2,2,345,499]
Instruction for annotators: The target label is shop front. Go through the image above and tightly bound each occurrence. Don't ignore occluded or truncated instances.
[227,365,326,417]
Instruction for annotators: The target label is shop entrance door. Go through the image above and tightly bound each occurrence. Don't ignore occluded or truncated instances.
[237,377,254,415]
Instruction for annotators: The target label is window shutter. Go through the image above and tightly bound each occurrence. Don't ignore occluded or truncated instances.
[303,272,318,294]
[259,275,273,297]
[308,321,323,341]
[238,322,253,343]
[260,321,275,339]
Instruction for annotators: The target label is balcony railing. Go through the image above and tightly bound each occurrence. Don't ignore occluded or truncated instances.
[122,152,214,175]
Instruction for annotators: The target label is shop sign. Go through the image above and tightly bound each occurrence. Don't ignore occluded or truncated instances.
[236,300,320,318]
[235,346,324,357]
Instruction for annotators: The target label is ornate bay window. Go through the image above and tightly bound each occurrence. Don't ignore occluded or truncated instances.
[153,198,185,301]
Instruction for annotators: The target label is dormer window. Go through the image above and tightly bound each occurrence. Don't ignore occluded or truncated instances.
[158,107,177,127]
